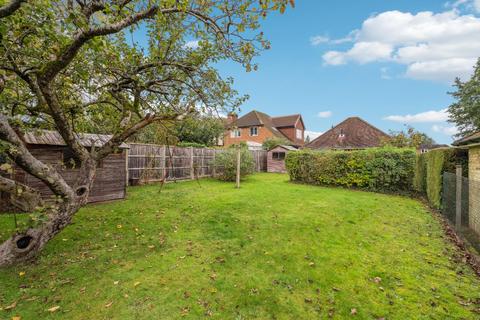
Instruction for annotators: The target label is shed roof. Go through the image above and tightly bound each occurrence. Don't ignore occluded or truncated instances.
[306,117,389,150]
[269,145,298,151]
[453,131,480,146]
[23,130,129,149]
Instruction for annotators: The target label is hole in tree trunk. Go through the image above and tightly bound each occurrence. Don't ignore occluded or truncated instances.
[76,186,87,197]
[16,236,33,249]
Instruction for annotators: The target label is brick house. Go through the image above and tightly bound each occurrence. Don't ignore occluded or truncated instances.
[306,117,389,150]
[223,110,305,148]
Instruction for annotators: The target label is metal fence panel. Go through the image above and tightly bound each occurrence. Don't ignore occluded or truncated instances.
[442,172,480,251]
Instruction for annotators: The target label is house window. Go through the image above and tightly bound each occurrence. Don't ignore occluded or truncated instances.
[230,129,241,138]
[296,129,303,140]
[250,127,258,136]
[272,152,286,160]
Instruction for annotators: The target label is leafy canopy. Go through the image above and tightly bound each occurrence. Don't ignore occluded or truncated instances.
[448,58,480,137]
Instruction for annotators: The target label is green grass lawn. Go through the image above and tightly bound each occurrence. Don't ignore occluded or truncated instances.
[1,173,479,319]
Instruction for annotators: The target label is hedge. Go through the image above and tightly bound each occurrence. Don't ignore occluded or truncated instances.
[414,148,468,208]
[285,148,416,193]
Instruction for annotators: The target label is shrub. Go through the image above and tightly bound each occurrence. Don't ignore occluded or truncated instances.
[214,145,255,181]
[285,148,416,193]
[262,137,291,151]
[418,148,469,209]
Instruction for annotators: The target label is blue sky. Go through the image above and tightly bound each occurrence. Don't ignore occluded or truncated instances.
[214,0,480,144]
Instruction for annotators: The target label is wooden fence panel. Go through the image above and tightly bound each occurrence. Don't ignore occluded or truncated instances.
[128,143,267,185]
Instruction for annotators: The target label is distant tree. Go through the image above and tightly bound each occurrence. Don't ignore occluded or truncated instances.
[305,135,311,144]
[448,59,480,137]
[174,116,224,147]
[262,137,292,150]
[382,126,435,149]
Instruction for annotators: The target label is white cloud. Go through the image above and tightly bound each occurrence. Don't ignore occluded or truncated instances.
[322,10,480,81]
[384,109,449,123]
[305,130,323,140]
[317,111,333,118]
[310,35,330,46]
[184,40,199,49]
[448,0,480,12]
[432,124,459,136]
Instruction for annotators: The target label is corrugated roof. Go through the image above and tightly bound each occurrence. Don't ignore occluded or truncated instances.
[23,130,129,149]
[307,117,390,150]
[453,131,480,146]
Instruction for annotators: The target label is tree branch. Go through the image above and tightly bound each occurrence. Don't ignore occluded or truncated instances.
[0,0,25,19]
[0,114,75,200]
[0,175,43,211]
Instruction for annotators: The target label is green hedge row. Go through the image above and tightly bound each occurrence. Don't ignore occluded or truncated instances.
[414,148,468,208]
[285,148,416,193]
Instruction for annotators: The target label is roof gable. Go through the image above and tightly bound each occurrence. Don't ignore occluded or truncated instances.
[307,117,389,150]
[228,110,304,141]
[271,114,302,128]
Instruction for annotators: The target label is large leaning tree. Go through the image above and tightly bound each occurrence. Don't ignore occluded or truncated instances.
[0,0,294,266]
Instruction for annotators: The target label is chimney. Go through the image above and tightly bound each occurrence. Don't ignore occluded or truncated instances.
[227,112,238,124]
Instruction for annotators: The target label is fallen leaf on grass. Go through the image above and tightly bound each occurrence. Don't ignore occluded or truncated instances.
[47,306,60,313]
[11,317,21,320]
[351,308,357,315]
[373,277,382,284]
[134,282,141,287]
[105,301,113,308]
[114,281,119,285]
[4,301,17,311]
[18,272,25,277]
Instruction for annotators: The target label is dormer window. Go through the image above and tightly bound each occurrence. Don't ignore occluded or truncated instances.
[250,127,258,136]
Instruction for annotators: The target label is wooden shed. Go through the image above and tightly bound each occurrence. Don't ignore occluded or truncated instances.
[3,130,129,207]
[267,145,297,173]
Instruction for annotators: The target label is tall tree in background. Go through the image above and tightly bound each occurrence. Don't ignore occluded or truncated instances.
[382,126,435,149]
[448,59,480,137]
[174,115,224,146]
[0,0,294,266]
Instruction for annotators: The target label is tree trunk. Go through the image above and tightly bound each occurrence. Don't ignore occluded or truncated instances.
[0,159,97,267]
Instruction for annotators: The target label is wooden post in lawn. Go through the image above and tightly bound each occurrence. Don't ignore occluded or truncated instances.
[456,165,463,231]
[190,147,194,180]
[212,150,216,178]
[236,145,241,189]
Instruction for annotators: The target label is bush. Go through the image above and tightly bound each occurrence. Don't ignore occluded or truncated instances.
[214,145,255,181]
[285,148,416,193]
[262,137,291,151]
[415,148,469,208]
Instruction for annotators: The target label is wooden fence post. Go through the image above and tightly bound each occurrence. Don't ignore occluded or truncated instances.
[236,146,241,189]
[212,150,216,178]
[190,147,194,180]
[456,165,463,231]
[161,145,166,180]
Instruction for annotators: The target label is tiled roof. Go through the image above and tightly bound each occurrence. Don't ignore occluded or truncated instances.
[453,131,480,146]
[306,117,390,150]
[228,110,302,141]
[23,130,129,149]
[271,114,301,128]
